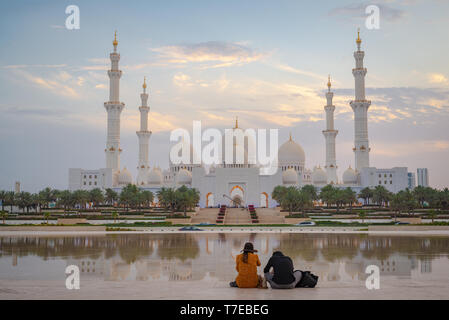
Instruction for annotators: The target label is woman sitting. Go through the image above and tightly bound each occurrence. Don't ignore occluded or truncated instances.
[229,242,263,288]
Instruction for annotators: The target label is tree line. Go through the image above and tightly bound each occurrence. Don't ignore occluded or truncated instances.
[0,184,200,217]
[272,184,449,215]
[0,186,152,213]
[156,186,200,216]
[272,185,357,215]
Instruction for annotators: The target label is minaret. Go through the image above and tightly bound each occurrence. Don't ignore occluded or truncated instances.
[350,29,371,171]
[104,31,125,173]
[322,75,338,184]
[136,77,152,185]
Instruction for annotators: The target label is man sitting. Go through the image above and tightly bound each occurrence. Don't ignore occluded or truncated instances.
[263,251,302,289]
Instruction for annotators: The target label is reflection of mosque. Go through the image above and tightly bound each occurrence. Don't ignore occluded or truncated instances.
[2,235,445,283]
[63,234,424,283]
[67,257,105,278]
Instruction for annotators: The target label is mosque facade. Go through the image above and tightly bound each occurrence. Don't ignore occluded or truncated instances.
[69,31,411,207]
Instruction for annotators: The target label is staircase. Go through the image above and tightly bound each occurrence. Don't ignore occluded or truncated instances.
[224,208,252,225]
[190,208,221,224]
[191,207,286,225]
[255,208,286,224]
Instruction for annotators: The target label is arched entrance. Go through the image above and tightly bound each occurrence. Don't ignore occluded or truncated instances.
[206,192,214,207]
[230,185,244,207]
[260,192,268,208]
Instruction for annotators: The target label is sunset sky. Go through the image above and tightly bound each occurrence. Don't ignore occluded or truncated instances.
[1,0,449,191]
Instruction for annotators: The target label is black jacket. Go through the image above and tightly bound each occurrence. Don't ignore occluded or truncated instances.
[263,252,295,284]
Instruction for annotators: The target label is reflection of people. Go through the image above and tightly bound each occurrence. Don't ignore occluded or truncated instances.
[229,242,262,288]
[264,251,302,289]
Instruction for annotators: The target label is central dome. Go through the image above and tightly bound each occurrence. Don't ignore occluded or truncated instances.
[278,136,305,167]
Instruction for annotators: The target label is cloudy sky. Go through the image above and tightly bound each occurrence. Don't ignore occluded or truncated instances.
[1,0,449,192]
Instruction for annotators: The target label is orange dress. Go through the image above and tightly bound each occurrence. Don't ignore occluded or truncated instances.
[235,253,261,288]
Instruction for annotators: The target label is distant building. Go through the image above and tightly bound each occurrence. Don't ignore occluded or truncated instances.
[407,172,416,190]
[359,167,409,194]
[417,168,429,187]
[68,168,113,191]
[14,181,20,193]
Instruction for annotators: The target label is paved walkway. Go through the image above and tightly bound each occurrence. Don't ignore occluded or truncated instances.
[1,277,448,300]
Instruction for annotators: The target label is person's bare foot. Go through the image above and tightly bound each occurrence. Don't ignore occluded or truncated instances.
[260,276,268,289]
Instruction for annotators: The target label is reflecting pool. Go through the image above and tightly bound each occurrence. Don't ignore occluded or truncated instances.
[1,233,449,286]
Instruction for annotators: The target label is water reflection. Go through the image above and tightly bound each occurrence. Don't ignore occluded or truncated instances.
[1,234,449,283]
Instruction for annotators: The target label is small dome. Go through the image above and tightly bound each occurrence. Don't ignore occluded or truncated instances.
[176,168,192,185]
[282,168,298,185]
[312,166,327,184]
[343,166,357,184]
[118,167,133,185]
[147,167,163,185]
[278,137,305,167]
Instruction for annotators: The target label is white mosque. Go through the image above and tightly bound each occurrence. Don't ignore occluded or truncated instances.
[69,31,410,208]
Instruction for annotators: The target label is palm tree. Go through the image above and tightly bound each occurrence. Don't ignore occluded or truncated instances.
[301,185,318,202]
[334,189,346,212]
[31,193,44,213]
[440,188,449,211]
[373,186,392,207]
[15,192,32,213]
[319,184,337,208]
[175,186,199,217]
[297,188,313,217]
[412,185,425,207]
[359,187,373,205]
[280,186,299,215]
[402,189,417,215]
[5,191,15,213]
[0,190,6,211]
[1,211,8,224]
[272,186,288,206]
[390,193,402,222]
[190,188,200,208]
[39,187,53,208]
[58,190,74,211]
[105,188,118,206]
[89,188,105,207]
[120,184,140,211]
[176,187,190,217]
[72,190,90,209]
[157,187,177,214]
[343,187,357,211]
[50,189,61,208]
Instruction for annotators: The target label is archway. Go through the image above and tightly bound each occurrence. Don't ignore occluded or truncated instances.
[260,192,268,208]
[206,192,214,207]
[230,186,244,207]
[232,195,243,207]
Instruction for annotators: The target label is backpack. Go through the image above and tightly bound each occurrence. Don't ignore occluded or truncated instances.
[295,270,319,288]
